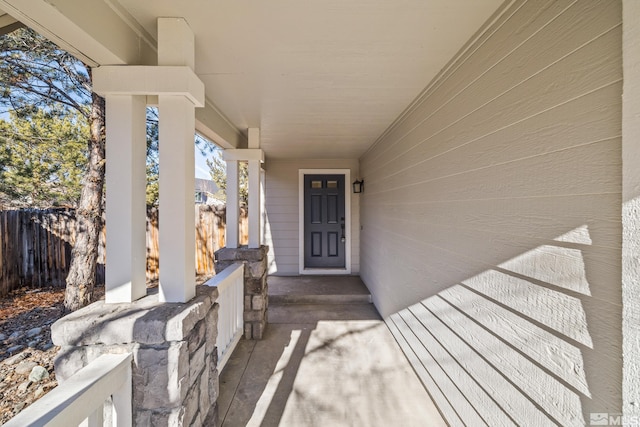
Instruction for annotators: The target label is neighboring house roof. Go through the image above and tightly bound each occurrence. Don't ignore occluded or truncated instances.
[195,178,218,195]
[195,178,223,206]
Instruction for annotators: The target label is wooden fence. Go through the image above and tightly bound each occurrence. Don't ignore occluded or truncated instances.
[0,205,247,297]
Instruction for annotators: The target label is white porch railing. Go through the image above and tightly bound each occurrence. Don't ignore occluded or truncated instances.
[206,262,244,373]
[5,266,243,426]
[4,353,132,427]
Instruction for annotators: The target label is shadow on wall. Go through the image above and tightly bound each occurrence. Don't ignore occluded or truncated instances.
[387,225,621,427]
[359,0,623,421]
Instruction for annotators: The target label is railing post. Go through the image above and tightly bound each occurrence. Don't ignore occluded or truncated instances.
[236,269,243,332]
[2,353,133,427]
[215,246,269,339]
[205,263,245,372]
[112,356,133,427]
[83,404,104,427]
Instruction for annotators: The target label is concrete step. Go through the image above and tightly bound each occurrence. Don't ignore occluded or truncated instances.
[268,275,373,305]
[268,302,380,323]
[269,293,372,305]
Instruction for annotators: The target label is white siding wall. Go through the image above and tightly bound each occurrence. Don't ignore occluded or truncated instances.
[360,0,622,425]
[264,159,360,275]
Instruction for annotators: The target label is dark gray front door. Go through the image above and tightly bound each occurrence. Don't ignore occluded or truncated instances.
[304,174,346,268]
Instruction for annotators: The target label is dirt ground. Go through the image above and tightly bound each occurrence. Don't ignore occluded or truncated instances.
[0,286,104,424]
[0,276,212,424]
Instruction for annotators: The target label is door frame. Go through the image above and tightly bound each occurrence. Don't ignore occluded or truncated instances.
[298,169,352,275]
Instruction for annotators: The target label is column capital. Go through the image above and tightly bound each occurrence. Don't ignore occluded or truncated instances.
[223,149,264,162]
[93,66,205,107]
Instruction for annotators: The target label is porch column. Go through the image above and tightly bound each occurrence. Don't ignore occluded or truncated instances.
[158,96,196,302]
[226,159,240,248]
[223,148,265,249]
[56,15,213,427]
[157,17,198,302]
[623,0,640,419]
[104,95,147,303]
[261,167,266,245]
[218,144,267,339]
[93,19,204,303]
[248,128,261,248]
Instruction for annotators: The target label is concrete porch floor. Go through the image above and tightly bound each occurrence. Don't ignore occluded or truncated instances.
[217,276,446,427]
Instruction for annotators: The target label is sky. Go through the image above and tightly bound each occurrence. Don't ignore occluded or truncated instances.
[195,145,213,180]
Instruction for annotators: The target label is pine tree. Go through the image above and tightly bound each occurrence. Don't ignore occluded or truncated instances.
[0,108,87,207]
[206,149,249,205]
[145,107,160,206]
[0,27,103,311]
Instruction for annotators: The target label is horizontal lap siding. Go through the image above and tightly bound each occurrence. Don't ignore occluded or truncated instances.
[360,0,622,425]
[264,159,359,275]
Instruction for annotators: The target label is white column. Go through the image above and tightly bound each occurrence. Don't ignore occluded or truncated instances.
[248,160,261,248]
[247,128,261,248]
[623,0,640,418]
[158,96,196,303]
[105,95,147,303]
[226,159,240,249]
[157,17,197,302]
[92,16,204,303]
[260,167,266,246]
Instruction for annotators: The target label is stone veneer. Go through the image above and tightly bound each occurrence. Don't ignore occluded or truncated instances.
[51,285,219,426]
[215,245,268,339]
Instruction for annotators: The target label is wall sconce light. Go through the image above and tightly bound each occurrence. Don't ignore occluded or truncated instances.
[352,179,364,194]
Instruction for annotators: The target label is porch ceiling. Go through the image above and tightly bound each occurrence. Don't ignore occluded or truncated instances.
[2,0,504,159]
[117,0,504,159]
[0,6,21,35]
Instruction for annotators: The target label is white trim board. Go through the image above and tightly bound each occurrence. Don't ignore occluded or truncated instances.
[298,169,352,275]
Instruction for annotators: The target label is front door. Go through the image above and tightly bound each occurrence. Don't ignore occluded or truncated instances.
[304,174,346,268]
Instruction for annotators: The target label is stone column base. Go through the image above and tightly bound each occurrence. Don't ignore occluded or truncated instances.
[51,285,219,426]
[215,245,269,339]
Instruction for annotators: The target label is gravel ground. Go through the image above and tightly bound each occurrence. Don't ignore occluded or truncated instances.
[0,286,104,424]
[0,277,211,424]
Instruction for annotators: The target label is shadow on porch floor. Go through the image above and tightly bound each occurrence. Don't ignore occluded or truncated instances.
[217,276,446,427]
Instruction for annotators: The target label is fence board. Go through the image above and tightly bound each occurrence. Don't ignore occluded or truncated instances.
[0,205,245,297]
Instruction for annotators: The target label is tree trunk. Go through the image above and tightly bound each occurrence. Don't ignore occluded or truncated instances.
[64,81,105,312]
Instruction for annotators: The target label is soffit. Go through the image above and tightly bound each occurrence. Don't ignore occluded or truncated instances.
[0,6,21,35]
[109,1,502,158]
